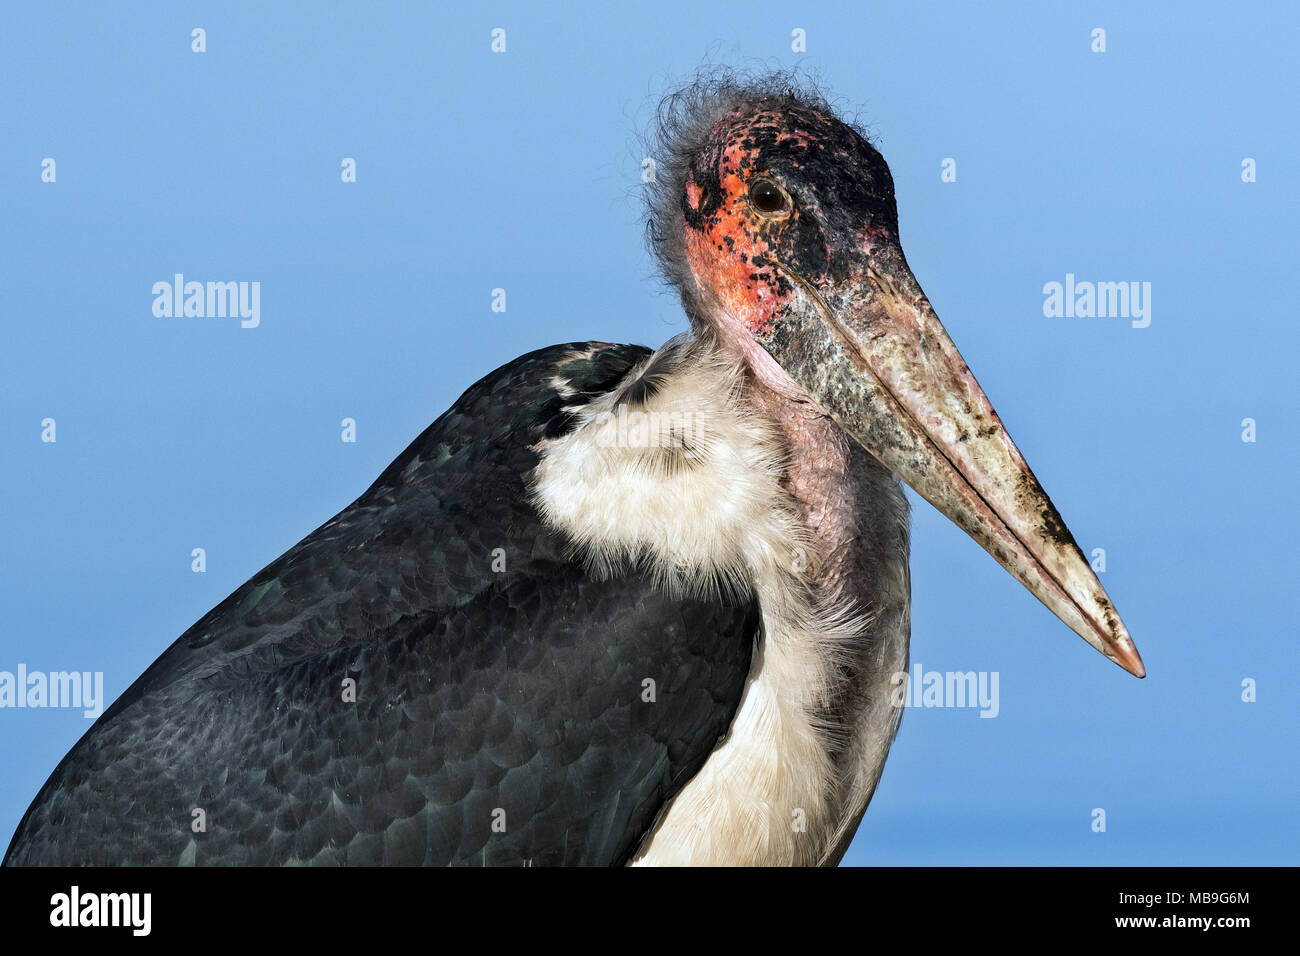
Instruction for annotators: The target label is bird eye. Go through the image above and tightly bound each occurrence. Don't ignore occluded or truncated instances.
[748,177,790,217]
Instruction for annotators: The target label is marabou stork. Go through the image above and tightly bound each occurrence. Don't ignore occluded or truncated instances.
[4,75,1143,868]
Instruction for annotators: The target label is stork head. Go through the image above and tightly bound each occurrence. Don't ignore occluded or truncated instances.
[648,75,1144,677]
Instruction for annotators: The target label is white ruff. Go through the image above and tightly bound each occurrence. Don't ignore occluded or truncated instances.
[530,340,870,865]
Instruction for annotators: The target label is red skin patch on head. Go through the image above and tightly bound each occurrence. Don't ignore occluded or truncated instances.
[683,123,802,337]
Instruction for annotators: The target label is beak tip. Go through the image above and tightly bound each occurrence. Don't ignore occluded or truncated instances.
[1112,641,1146,679]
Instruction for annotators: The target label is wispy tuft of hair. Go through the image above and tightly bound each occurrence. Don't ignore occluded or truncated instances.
[642,68,868,324]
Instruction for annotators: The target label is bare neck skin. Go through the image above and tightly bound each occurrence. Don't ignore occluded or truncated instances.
[727,328,866,603]
[745,376,862,597]
[686,273,912,858]
[698,305,908,609]
[718,326,913,861]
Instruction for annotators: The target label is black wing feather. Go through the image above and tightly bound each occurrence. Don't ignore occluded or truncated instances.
[4,342,756,866]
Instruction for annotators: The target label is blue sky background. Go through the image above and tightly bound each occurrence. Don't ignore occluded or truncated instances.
[1,1,1295,865]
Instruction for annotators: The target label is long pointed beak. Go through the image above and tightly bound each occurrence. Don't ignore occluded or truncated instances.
[759,245,1144,677]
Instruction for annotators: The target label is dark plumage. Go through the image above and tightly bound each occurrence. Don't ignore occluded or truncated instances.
[4,344,757,866]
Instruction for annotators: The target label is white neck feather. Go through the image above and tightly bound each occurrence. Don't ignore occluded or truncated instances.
[530,335,910,865]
